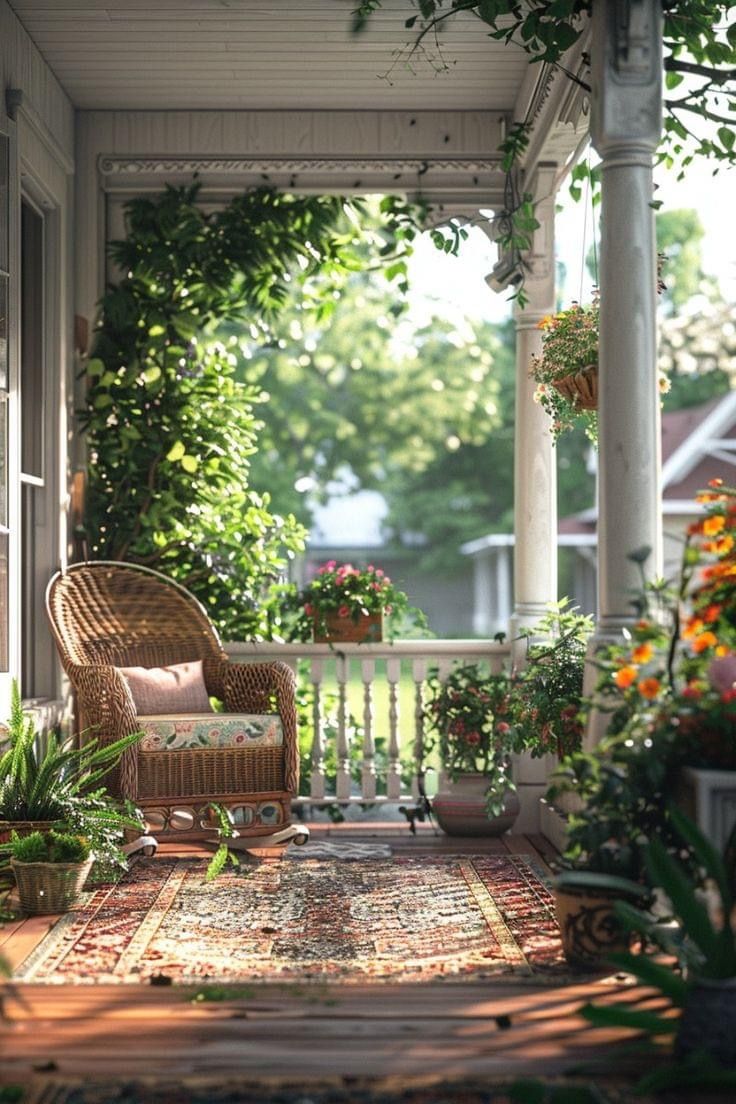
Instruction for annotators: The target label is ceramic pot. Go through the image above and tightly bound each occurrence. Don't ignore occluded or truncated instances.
[554,885,630,970]
[676,977,736,1067]
[432,773,519,837]
[313,611,382,644]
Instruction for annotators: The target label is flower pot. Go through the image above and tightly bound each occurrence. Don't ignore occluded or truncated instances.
[676,977,736,1067]
[552,364,598,411]
[553,885,631,971]
[313,611,382,644]
[0,819,60,844]
[11,856,94,915]
[432,773,519,837]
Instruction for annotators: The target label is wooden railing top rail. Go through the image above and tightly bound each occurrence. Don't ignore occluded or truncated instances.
[225,639,511,660]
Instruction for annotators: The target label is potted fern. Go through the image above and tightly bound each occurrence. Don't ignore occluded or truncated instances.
[0,682,141,868]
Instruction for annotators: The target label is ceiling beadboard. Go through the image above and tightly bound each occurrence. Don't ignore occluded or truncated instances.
[8,0,529,111]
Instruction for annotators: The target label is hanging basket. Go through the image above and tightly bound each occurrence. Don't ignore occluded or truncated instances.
[11,857,94,915]
[552,364,598,411]
[0,819,60,844]
[313,611,383,644]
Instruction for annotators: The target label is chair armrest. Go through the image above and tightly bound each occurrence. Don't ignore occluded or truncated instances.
[222,661,299,795]
[70,663,140,800]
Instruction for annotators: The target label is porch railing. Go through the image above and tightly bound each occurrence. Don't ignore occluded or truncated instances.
[226,639,510,808]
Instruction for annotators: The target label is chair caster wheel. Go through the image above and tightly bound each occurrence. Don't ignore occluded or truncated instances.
[292,826,309,846]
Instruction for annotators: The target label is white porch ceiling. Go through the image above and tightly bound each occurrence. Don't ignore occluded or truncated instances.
[8,0,531,112]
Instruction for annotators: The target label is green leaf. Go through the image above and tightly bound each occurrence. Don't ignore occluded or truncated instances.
[87,358,105,377]
[148,323,166,337]
[141,366,162,384]
[606,951,688,1006]
[718,127,735,152]
[180,455,198,473]
[580,1002,677,1035]
[166,440,186,462]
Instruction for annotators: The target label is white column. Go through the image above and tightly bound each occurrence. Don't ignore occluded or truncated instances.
[590,0,663,651]
[510,165,558,656]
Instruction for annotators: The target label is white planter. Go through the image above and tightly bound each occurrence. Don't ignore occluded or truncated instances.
[678,767,736,853]
[539,797,569,854]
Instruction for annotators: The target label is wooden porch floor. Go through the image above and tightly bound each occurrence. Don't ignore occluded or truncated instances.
[0,824,674,1101]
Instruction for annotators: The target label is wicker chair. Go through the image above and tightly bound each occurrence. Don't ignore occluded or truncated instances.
[45,561,305,845]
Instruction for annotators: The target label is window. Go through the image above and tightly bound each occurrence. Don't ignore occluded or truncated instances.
[20,200,45,697]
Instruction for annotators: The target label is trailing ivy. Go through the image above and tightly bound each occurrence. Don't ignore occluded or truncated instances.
[81,183,424,638]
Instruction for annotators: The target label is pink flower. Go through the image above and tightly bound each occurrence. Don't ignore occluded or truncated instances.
[304,603,314,616]
[496,721,511,735]
[338,604,350,617]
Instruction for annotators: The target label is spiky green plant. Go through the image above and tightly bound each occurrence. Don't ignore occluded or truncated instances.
[0,681,141,866]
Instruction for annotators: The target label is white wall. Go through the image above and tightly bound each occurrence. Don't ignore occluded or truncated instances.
[0,0,75,717]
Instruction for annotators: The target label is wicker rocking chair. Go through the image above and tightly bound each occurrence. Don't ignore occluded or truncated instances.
[45,561,307,847]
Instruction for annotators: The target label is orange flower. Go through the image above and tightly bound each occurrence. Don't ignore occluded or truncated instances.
[631,642,653,664]
[702,604,722,622]
[703,514,726,536]
[692,631,718,654]
[716,645,729,657]
[638,677,661,699]
[715,535,735,555]
[614,666,638,689]
[709,478,724,488]
[683,617,704,640]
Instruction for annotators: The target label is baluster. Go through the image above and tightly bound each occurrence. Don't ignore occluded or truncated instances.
[310,657,325,800]
[411,657,428,799]
[386,656,401,799]
[361,657,377,800]
[335,653,351,801]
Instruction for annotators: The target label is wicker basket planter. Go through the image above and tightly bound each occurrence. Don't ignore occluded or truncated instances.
[313,611,383,644]
[11,856,94,915]
[551,364,598,411]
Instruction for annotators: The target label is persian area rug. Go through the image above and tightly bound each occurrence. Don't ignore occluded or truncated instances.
[14,854,567,985]
[29,1077,642,1104]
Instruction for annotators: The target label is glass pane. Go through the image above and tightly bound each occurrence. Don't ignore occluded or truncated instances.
[0,134,7,275]
[0,397,6,526]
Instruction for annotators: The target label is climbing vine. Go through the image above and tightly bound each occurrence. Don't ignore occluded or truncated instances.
[81,183,425,638]
[352,1,736,300]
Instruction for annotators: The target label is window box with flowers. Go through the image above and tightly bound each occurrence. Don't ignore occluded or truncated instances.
[286,561,425,644]
[424,663,520,836]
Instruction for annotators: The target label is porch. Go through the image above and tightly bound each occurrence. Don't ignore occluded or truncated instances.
[1,826,671,1100]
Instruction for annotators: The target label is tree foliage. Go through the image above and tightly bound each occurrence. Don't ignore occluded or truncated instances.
[352,2,736,174]
[81,183,424,638]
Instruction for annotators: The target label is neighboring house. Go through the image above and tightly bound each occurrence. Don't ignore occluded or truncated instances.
[463,392,736,634]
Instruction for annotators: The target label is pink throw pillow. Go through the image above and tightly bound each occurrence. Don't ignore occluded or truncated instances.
[119,660,213,715]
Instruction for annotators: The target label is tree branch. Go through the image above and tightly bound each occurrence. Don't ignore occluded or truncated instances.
[665,57,736,83]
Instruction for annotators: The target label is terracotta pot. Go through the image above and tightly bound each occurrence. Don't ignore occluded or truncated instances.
[676,977,736,1067]
[552,364,598,411]
[432,773,519,837]
[313,611,382,644]
[554,885,631,971]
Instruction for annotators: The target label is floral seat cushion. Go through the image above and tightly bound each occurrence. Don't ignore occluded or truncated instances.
[138,713,284,752]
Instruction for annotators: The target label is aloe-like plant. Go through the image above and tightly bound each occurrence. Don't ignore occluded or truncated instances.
[0,682,141,866]
[579,807,736,1090]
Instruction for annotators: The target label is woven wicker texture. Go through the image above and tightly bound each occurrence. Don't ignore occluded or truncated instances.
[45,562,298,836]
[11,857,94,915]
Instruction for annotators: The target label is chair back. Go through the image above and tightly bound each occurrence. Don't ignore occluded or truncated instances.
[46,561,228,694]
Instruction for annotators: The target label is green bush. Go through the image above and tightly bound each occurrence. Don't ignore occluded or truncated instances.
[10,828,91,865]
